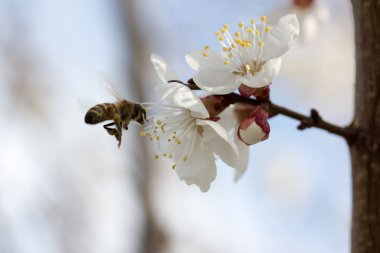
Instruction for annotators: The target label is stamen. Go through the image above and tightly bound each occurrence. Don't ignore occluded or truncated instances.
[204,45,210,50]
[215,31,220,36]
[245,64,251,73]
[259,41,264,47]
[261,16,267,22]
[238,22,244,28]
[183,155,188,162]
[265,26,270,33]
[172,164,176,170]
[250,19,255,24]
[155,155,160,159]
[224,60,230,65]
[202,52,209,58]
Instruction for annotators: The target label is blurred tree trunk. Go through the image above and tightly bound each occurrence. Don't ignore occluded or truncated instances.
[350,0,380,253]
[119,0,167,253]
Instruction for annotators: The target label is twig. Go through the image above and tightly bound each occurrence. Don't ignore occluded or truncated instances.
[174,79,358,143]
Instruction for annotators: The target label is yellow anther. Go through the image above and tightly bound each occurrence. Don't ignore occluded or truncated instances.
[228,52,233,58]
[173,131,176,134]
[147,133,152,137]
[183,155,188,162]
[265,26,270,33]
[172,164,176,170]
[223,24,229,29]
[139,130,146,137]
[156,120,162,125]
[231,43,236,48]
[245,64,251,73]
[204,45,210,50]
[234,31,241,37]
[250,19,255,24]
[163,154,167,157]
[156,136,160,141]
[155,155,160,159]
[218,36,224,41]
[255,29,260,35]
[247,27,253,33]
[238,22,244,28]
[259,41,264,47]
[223,46,228,51]
[215,31,220,36]
[149,137,153,141]
[261,16,267,22]
[224,60,230,65]
[161,125,165,132]
[169,154,173,158]
[202,52,209,58]
[221,27,227,34]
[168,138,171,142]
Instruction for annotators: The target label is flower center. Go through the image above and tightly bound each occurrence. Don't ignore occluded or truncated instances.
[140,105,198,170]
[201,16,271,76]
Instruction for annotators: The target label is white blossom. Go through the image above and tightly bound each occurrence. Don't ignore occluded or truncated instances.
[186,15,299,95]
[143,55,239,191]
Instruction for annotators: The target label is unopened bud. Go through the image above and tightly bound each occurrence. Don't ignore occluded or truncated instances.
[237,107,270,145]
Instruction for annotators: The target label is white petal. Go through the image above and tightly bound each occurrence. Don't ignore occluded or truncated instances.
[196,119,238,167]
[186,49,228,71]
[262,14,299,61]
[193,68,241,94]
[150,54,177,83]
[239,122,266,145]
[155,82,209,118]
[175,136,217,192]
[242,58,282,88]
[234,135,249,181]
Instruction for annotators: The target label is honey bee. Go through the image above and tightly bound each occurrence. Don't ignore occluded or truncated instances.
[84,73,147,148]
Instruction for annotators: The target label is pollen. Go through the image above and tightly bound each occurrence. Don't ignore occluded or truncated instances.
[221,27,227,34]
[247,27,253,33]
[265,26,270,33]
[215,31,220,36]
[218,36,224,41]
[261,16,267,22]
[255,29,260,36]
[223,24,229,29]
[139,130,146,137]
[234,31,241,37]
[238,22,244,28]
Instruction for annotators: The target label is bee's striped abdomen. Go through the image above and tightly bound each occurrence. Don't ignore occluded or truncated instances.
[84,103,116,124]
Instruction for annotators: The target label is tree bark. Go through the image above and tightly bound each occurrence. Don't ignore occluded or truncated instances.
[350,0,380,253]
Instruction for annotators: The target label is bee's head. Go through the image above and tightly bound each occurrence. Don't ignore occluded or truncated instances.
[133,104,147,125]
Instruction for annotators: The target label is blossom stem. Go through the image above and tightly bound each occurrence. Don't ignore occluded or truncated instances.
[179,79,358,143]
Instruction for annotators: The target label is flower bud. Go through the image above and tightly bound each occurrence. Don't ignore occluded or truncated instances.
[237,107,270,145]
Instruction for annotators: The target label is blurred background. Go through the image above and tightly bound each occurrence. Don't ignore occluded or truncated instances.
[0,0,354,252]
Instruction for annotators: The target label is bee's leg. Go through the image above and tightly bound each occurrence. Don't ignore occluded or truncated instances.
[113,114,123,148]
[103,122,122,147]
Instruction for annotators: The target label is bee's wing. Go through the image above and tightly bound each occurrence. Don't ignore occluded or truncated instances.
[96,72,124,101]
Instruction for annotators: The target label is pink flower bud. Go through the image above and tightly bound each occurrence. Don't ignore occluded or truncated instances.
[237,108,270,145]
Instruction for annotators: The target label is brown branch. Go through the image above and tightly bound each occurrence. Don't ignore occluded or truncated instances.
[175,80,358,142]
